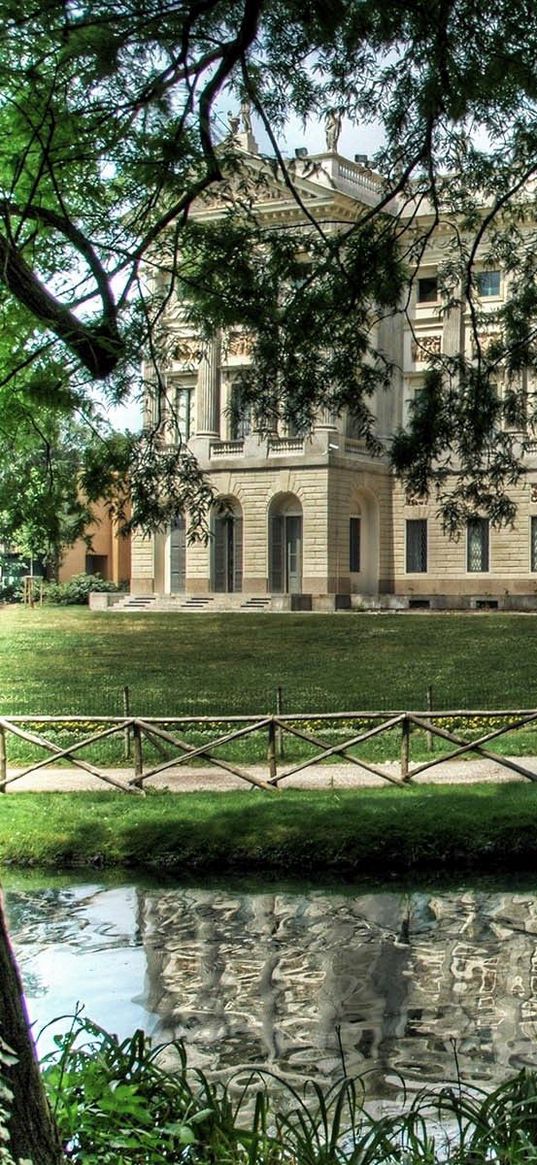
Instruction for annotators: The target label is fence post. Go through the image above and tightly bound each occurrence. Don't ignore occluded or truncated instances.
[276,685,285,760]
[132,722,144,787]
[0,726,6,792]
[123,686,131,760]
[426,685,434,752]
[400,716,410,781]
[267,717,277,782]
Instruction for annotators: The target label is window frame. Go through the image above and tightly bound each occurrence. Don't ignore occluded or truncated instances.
[349,516,361,573]
[406,518,428,573]
[466,518,490,573]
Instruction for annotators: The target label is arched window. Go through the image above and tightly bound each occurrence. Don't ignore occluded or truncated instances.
[268,494,303,594]
[211,498,243,592]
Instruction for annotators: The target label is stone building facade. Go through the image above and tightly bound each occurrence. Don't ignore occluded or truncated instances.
[129,138,537,611]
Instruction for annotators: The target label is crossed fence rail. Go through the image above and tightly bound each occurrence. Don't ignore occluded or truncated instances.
[1,708,537,794]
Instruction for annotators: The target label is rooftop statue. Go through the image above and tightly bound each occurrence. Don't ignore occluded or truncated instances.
[324,109,342,152]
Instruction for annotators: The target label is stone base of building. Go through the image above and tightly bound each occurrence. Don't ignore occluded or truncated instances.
[90,589,537,613]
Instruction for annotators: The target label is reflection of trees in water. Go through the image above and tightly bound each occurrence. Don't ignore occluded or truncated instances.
[138,887,537,1098]
[6,883,142,998]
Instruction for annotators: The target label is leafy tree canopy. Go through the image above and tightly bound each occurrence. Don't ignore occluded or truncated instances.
[1,0,537,530]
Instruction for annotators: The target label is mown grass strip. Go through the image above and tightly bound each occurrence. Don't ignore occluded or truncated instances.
[0,784,536,875]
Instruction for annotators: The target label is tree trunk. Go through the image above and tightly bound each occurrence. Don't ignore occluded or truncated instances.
[0,894,64,1164]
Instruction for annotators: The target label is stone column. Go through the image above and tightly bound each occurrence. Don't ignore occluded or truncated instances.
[314,406,339,430]
[195,335,221,436]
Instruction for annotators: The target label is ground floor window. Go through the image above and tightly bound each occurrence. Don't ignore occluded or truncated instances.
[467,518,489,572]
[531,516,537,572]
[349,517,361,572]
[406,519,427,573]
[85,554,108,577]
[170,514,186,593]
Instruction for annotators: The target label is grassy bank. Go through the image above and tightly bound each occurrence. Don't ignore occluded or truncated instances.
[0,784,536,876]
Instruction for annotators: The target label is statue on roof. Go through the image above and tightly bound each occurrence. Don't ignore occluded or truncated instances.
[324,108,342,152]
[240,98,253,135]
[227,111,240,135]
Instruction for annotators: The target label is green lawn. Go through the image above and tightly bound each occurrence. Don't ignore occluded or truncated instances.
[1,606,537,766]
[0,606,535,715]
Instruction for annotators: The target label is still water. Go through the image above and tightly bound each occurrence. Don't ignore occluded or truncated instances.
[5,874,537,1100]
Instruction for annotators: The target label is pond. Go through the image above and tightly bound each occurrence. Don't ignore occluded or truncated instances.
[5,873,537,1101]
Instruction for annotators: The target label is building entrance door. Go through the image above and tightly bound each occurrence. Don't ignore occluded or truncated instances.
[285,515,302,594]
[212,508,243,592]
[269,504,303,593]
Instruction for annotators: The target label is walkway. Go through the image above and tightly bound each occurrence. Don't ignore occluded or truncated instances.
[4,756,536,792]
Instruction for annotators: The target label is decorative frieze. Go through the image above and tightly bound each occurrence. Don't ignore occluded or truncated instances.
[411,334,442,362]
[227,332,254,358]
[173,338,201,364]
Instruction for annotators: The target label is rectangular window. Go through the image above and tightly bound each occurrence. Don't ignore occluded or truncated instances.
[476,270,501,297]
[531,516,537,572]
[176,386,195,442]
[349,517,361,572]
[417,276,438,303]
[85,554,108,578]
[406,519,427,572]
[467,518,489,572]
[230,385,252,439]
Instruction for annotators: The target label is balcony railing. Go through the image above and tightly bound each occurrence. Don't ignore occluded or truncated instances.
[209,440,244,457]
[267,437,305,455]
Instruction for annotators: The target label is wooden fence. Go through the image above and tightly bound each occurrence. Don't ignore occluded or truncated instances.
[1,708,537,794]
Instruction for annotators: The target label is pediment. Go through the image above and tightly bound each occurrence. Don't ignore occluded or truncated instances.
[195,148,382,226]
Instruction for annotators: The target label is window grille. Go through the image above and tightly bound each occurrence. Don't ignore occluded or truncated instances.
[467,518,489,572]
[406,519,427,572]
[476,270,501,297]
[175,386,195,442]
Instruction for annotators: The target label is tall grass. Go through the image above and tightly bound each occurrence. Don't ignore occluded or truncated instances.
[40,1015,537,1164]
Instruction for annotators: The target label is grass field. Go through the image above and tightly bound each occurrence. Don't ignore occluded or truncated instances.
[2,606,537,765]
[1,605,536,714]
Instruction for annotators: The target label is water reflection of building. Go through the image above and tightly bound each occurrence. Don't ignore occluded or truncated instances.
[138,887,537,1098]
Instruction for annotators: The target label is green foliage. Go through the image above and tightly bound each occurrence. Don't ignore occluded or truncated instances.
[43,1016,283,1164]
[0,1038,20,1165]
[42,574,122,606]
[0,584,22,605]
[39,1017,537,1164]
[1,0,537,527]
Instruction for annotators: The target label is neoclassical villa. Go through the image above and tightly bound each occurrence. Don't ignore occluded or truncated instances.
[127,118,537,612]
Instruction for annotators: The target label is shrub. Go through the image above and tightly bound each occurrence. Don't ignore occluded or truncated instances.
[43,573,121,606]
[0,582,22,604]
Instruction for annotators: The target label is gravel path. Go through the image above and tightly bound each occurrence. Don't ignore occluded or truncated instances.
[3,756,537,792]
